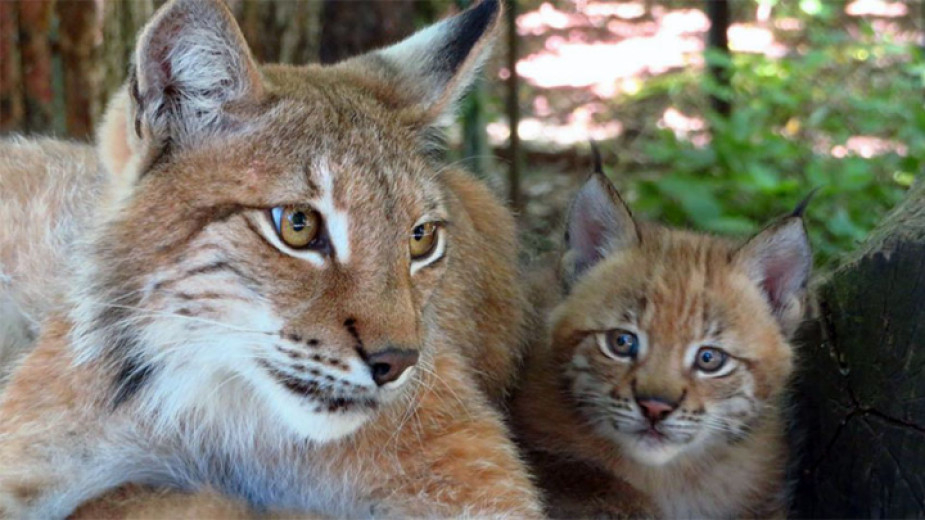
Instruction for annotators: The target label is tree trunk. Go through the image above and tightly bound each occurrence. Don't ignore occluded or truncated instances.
[0,1,24,133]
[18,0,55,134]
[238,0,321,65]
[706,0,731,118]
[793,179,925,517]
[505,0,522,211]
[98,0,154,119]
[318,0,415,65]
[57,0,101,139]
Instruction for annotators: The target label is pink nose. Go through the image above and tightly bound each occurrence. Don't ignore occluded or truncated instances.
[636,398,676,423]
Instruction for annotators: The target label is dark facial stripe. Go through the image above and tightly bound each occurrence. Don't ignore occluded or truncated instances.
[154,261,262,293]
[110,342,157,409]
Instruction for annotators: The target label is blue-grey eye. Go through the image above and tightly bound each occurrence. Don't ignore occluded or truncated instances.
[606,329,639,359]
[695,346,727,373]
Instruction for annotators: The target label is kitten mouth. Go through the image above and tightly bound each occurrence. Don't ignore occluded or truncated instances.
[640,427,667,441]
[260,362,377,412]
[621,423,670,444]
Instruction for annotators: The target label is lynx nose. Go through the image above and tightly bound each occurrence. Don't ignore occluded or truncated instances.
[366,348,419,387]
[636,396,677,424]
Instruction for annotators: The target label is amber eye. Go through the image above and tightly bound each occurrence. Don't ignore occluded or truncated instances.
[695,346,728,373]
[410,222,439,260]
[604,329,640,359]
[271,206,321,249]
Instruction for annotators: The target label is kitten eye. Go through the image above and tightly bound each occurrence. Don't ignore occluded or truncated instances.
[410,222,439,260]
[271,206,321,249]
[602,329,640,360]
[695,346,728,373]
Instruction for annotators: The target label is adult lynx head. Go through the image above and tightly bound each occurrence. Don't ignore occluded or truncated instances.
[75,0,505,443]
[553,164,811,466]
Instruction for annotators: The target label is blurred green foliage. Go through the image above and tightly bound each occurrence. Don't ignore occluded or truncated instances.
[617,20,923,267]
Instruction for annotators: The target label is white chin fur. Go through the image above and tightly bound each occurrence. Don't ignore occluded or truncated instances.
[622,435,687,466]
[250,371,371,443]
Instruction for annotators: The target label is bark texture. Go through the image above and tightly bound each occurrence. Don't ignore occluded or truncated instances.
[18,0,54,133]
[0,1,24,133]
[98,0,154,121]
[793,179,925,517]
[238,0,321,65]
[57,0,101,139]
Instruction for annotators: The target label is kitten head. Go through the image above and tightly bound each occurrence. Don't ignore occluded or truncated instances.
[552,168,811,466]
[74,0,502,443]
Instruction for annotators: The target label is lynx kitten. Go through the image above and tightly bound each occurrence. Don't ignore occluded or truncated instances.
[513,158,811,518]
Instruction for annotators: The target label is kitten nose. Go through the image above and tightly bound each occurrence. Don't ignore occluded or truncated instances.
[365,348,419,387]
[636,396,677,424]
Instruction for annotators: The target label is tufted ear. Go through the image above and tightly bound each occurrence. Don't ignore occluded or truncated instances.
[735,216,813,337]
[562,152,640,287]
[339,0,502,130]
[127,0,263,167]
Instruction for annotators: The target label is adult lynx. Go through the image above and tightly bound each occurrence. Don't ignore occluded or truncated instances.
[513,158,812,518]
[0,0,540,517]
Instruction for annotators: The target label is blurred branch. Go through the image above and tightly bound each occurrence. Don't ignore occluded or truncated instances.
[506,0,522,211]
[706,0,731,118]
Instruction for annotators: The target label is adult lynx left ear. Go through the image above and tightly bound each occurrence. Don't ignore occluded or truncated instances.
[340,0,502,129]
[735,216,813,337]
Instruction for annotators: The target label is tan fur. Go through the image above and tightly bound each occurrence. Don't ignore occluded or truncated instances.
[513,175,808,518]
[0,138,106,385]
[0,0,541,517]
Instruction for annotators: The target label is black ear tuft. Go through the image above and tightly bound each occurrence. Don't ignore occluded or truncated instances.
[791,187,819,218]
[735,216,813,337]
[562,172,639,287]
[590,141,604,174]
[439,0,500,77]
[341,0,503,130]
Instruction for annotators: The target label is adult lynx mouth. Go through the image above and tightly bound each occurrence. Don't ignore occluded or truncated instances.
[260,361,377,413]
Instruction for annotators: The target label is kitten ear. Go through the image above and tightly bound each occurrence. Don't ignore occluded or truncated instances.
[562,159,640,286]
[340,0,501,129]
[735,216,813,337]
[129,0,263,161]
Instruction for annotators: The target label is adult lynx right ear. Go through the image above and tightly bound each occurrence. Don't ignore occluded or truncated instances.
[562,152,640,287]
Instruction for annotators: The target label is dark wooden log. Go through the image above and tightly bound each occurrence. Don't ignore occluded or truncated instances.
[0,1,24,133]
[793,179,925,517]
[57,0,101,139]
